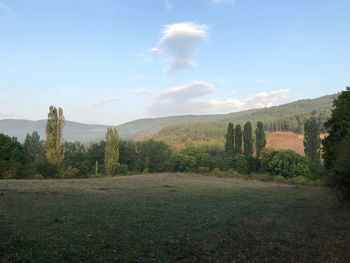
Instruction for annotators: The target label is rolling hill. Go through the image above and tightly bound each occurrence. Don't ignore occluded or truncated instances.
[0,93,336,144]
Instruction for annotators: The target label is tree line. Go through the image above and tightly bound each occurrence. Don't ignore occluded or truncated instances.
[0,87,349,202]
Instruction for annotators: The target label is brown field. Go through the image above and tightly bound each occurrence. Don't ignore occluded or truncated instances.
[267,131,327,155]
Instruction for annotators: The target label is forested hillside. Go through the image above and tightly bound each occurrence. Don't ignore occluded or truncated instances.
[0,93,336,143]
[153,94,336,150]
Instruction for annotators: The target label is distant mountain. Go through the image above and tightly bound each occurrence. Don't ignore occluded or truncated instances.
[0,93,337,144]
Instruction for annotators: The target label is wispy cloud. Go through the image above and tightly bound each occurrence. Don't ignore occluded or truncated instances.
[130,89,153,95]
[211,0,235,4]
[92,97,121,108]
[151,22,208,73]
[148,81,290,116]
[164,0,173,10]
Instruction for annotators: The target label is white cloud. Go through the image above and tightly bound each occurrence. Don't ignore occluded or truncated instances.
[211,0,235,4]
[132,75,147,80]
[0,3,15,24]
[164,0,173,10]
[92,97,121,108]
[257,79,264,83]
[148,81,291,116]
[151,22,208,72]
[130,89,153,95]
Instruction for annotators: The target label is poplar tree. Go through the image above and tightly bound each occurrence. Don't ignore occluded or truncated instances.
[255,121,266,157]
[234,124,243,155]
[243,121,254,157]
[303,117,321,166]
[104,128,119,176]
[45,106,65,166]
[225,123,234,157]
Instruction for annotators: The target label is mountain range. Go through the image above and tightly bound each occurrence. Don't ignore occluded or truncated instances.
[0,93,336,144]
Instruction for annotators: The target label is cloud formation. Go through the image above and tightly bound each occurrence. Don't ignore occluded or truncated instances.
[130,89,153,95]
[148,81,290,116]
[151,22,208,72]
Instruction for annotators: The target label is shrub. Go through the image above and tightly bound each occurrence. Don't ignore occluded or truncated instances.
[211,168,221,176]
[268,150,311,178]
[274,175,287,184]
[116,164,129,175]
[142,168,150,174]
[232,154,248,174]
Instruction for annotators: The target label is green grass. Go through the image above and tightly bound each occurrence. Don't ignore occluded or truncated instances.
[0,174,349,262]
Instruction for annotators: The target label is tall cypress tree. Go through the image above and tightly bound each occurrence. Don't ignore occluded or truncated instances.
[225,123,234,157]
[104,128,120,176]
[255,121,266,157]
[234,124,243,155]
[243,121,254,157]
[303,117,321,166]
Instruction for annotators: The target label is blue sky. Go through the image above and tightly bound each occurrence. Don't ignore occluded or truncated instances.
[0,0,349,125]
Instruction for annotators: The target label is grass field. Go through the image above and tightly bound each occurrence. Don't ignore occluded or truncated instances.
[1,174,349,262]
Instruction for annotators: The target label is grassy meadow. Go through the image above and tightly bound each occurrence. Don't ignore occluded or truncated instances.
[1,173,349,262]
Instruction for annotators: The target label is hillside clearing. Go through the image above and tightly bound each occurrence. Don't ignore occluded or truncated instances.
[0,174,349,262]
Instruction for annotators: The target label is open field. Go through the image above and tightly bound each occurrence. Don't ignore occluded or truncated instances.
[1,174,349,262]
[266,132,328,155]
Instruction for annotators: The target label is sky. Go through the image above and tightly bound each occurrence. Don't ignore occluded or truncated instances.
[0,0,349,125]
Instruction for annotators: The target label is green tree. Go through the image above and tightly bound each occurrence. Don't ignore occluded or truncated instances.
[0,134,24,164]
[23,131,45,163]
[225,123,234,157]
[45,106,65,166]
[234,124,242,155]
[87,141,106,174]
[104,128,119,176]
[303,117,321,166]
[255,121,266,157]
[323,87,350,169]
[322,87,350,200]
[243,121,253,157]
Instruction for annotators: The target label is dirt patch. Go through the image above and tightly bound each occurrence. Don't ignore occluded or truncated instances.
[266,132,327,155]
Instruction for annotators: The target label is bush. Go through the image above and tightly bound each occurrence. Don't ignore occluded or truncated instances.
[116,164,129,175]
[273,175,287,184]
[232,154,248,174]
[211,168,221,176]
[142,168,150,174]
[268,150,311,178]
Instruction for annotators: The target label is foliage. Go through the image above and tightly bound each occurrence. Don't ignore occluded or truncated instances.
[243,121,254,157]
[303,117,321,166]
[255,121,266,157]
[104,128,120,176]
[268,150,311,178]
[116,164,129,175]
[225,123,234,157]
[234,124,243,155]
[62,152,91,178]
[327,131,350,201]
[0,133,24,164]
[232,153,248,174]
[323,87,350,169]
[87,141,106,174]
[45,106,65,166]
[23,131,45,163]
